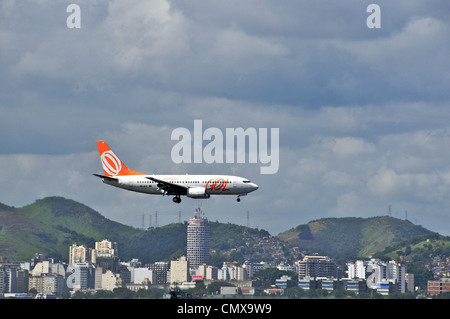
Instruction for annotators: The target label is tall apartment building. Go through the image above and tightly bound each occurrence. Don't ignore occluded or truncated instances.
[93,239,118,259]
[187,208,210,268]
[198,264,218,280]
[66,262,96,290]
[0,263,29,293]
[148,261,170,284]
[347,260,367,279]
[234,266,248,281]
[169,256,190,284]
[69,244,92,264]
[298,256,339,279]
[92,239,119,273]
[219,262,235,280]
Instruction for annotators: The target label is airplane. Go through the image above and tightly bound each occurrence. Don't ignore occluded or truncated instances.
[93,140,258,203]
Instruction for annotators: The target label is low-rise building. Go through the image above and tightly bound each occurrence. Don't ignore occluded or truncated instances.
[275,275,296,289]
[321,279,341,292]
[428,279,450,296]
[298,276,317,290]
[343,279,367,295]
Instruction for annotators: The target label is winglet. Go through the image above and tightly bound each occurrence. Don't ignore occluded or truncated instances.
[96,141,144,176]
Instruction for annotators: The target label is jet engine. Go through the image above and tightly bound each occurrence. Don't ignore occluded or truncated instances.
[187,187,210,198]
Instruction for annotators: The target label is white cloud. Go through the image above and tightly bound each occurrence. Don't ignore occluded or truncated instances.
[322,171,354,188]
[329,137,375,158]
[332,16,450,99]
[105,0,188,70]
[367,168,408,197]
[212,27,289,64]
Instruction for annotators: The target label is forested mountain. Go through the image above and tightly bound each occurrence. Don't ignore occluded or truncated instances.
[0,197,270,264]
[277,216,433,260]
[0,197,437,265]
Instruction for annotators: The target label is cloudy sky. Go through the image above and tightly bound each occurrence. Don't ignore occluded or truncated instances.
[1,0,450,236]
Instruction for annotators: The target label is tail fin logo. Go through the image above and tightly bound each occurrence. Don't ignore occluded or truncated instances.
[100,150,122,176]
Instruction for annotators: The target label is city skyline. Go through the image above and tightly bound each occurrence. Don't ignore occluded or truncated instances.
[2,216,450,298]
[0,237,417,297]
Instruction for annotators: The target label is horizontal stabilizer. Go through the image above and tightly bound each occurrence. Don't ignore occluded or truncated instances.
[93,174,117,182]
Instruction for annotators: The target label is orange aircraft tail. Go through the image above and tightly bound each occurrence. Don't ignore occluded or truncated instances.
[97,141,144,176]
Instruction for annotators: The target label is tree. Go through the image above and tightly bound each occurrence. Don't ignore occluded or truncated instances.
[253,268,297,284]
[433,291,450,299]
[112,287,135,299]
[135,288,165,299]
[285,286,306,298]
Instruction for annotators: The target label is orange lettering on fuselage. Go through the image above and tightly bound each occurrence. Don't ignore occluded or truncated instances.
[206,178,230,192]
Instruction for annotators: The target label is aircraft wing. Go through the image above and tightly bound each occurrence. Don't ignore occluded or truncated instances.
[93,174,118,182]
[146,176,188,195]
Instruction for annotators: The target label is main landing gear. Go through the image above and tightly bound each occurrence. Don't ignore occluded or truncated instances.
[173,196,181,203]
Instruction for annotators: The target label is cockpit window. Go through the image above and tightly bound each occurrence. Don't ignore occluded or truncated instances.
[243,180,251,183]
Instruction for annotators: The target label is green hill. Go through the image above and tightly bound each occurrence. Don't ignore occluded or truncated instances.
[277,216,433,260]
[0,197,186,263]
[372,233,450,288]
[377,233,450,263]
[0,197,269,264]
[0,197,437,265]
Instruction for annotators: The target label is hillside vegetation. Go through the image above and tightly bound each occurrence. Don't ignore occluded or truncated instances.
[0,197,269,264]
[0,197,437,265]
[277,216,433,260]
[372,233,450,288]
[0,197,185,263]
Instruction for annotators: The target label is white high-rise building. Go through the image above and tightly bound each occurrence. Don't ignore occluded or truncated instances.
[219,262,235,280]
[346,259,406,294]
[346,260,367,279]
[187,208,210,268]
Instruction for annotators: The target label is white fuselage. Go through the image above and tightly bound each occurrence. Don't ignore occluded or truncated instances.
[102,174,258,196]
